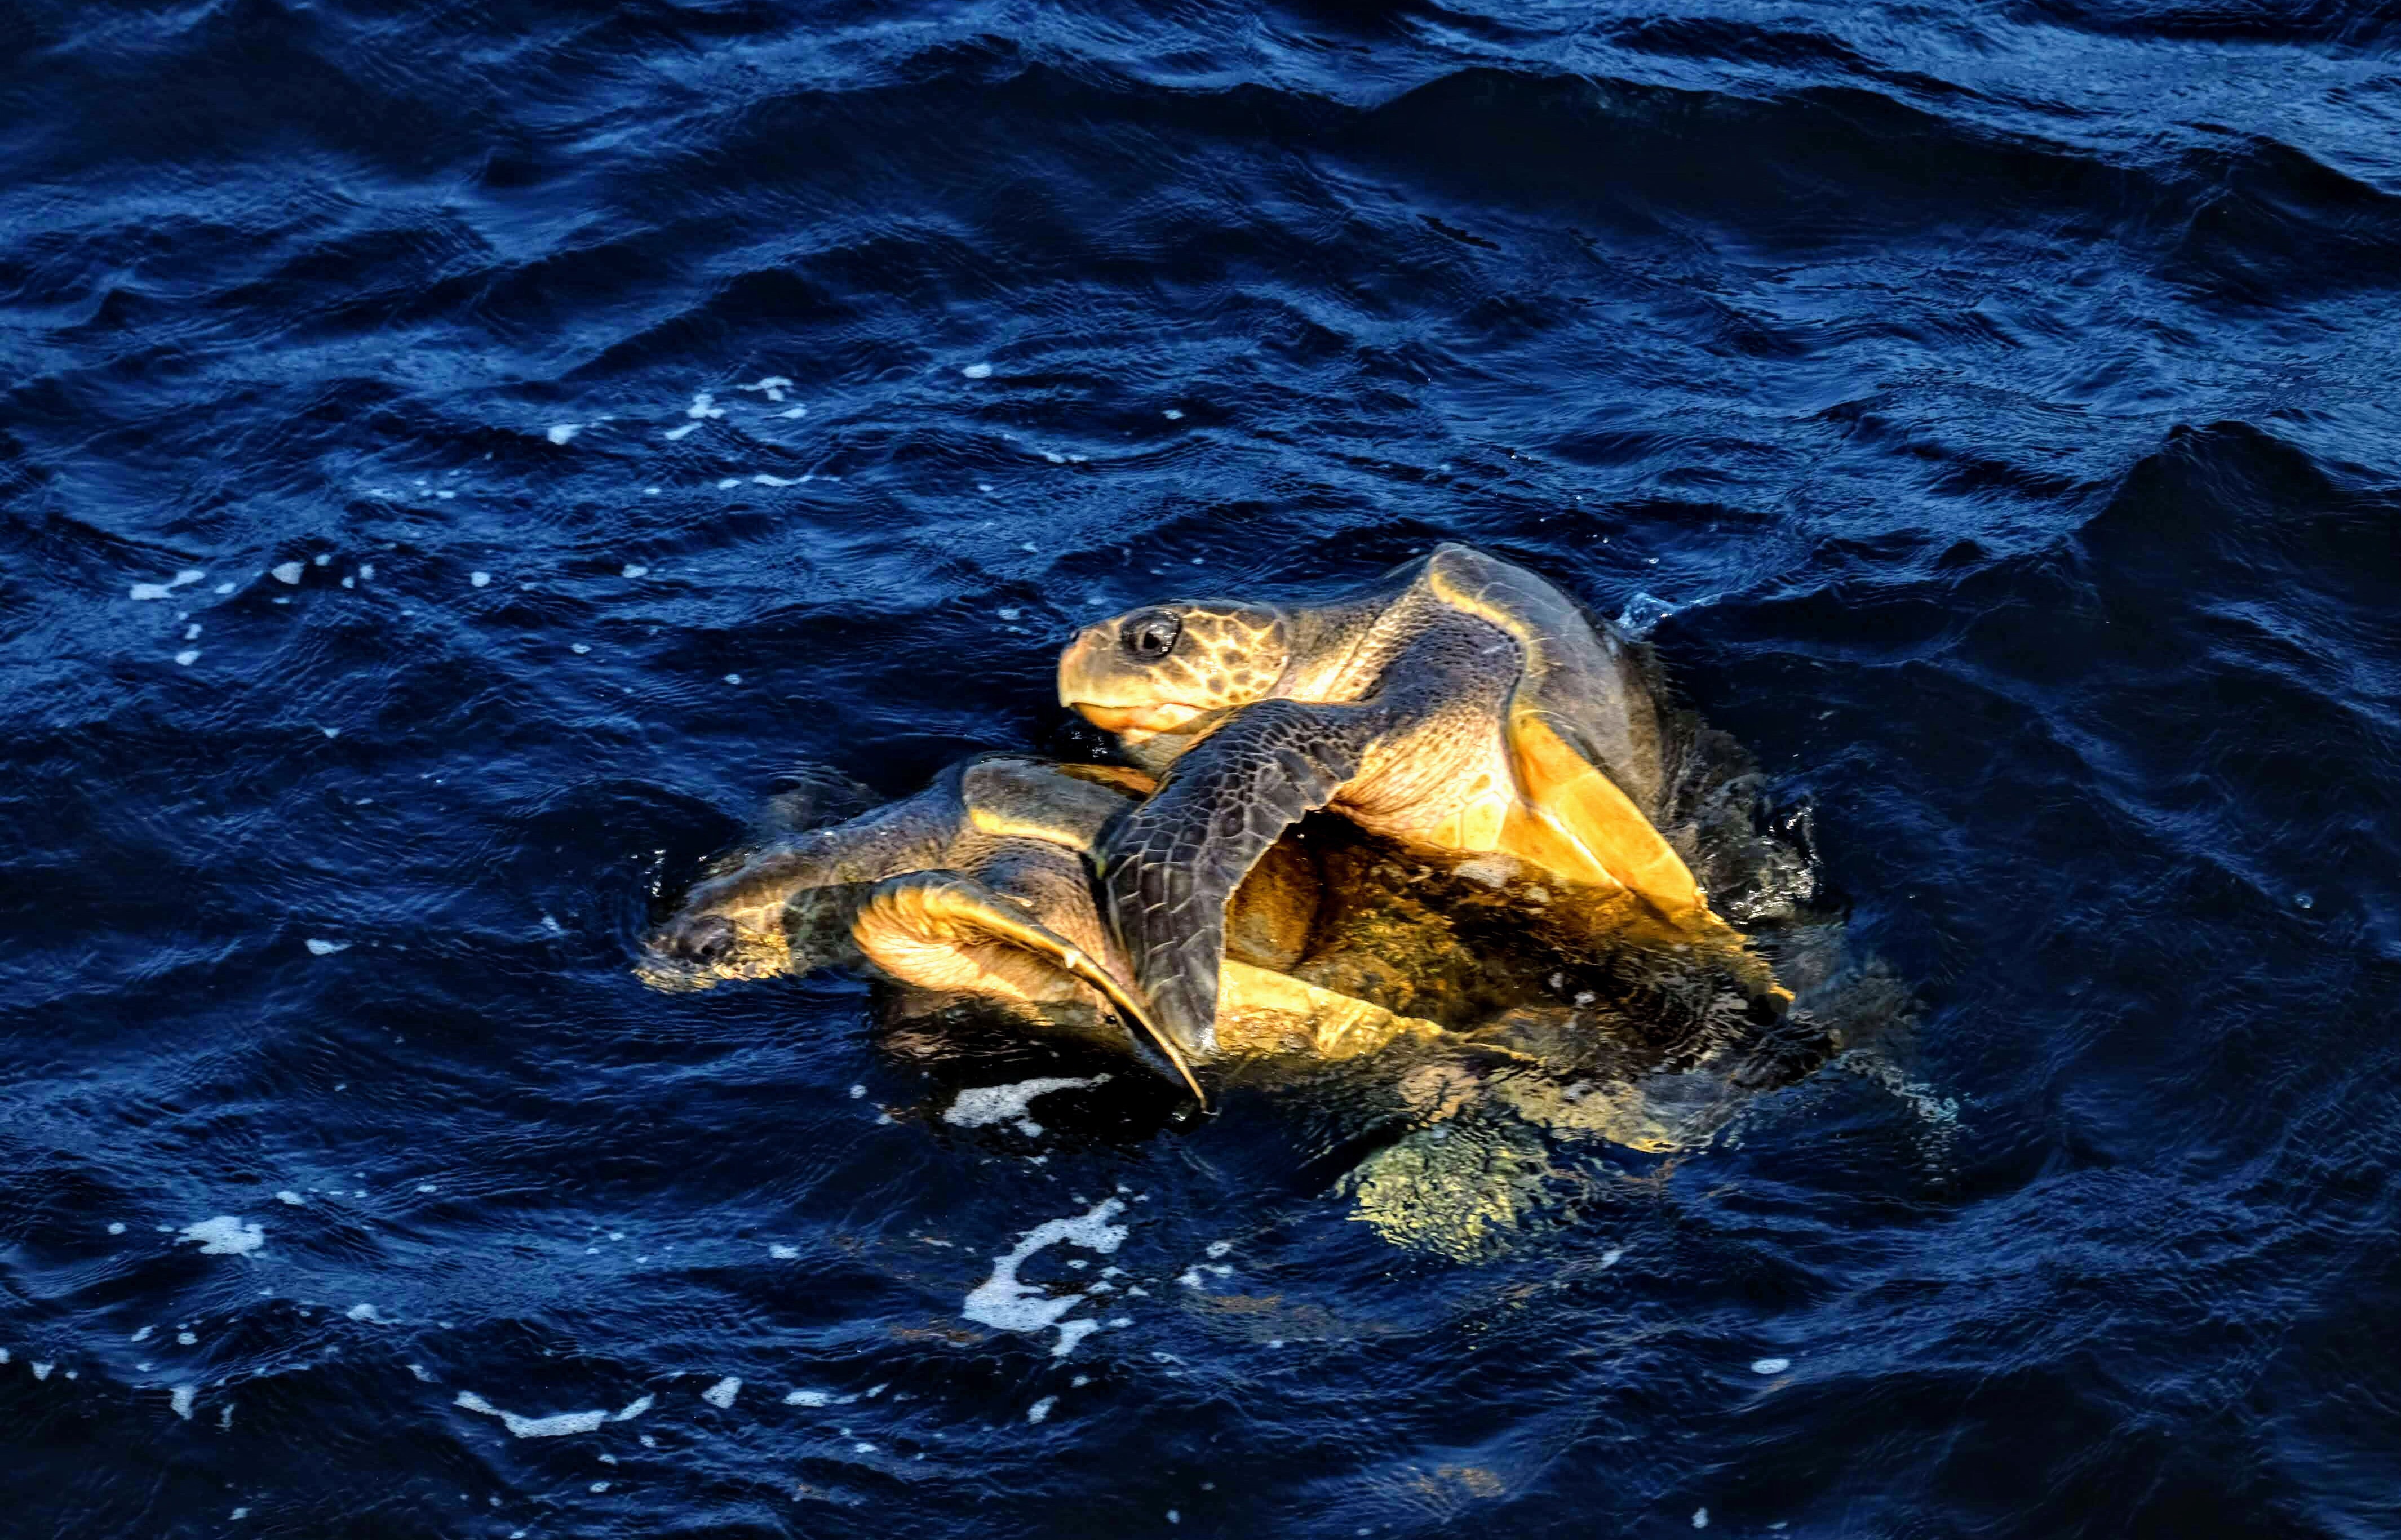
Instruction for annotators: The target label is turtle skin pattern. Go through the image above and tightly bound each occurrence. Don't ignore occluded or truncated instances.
[1101,698,1387,1056]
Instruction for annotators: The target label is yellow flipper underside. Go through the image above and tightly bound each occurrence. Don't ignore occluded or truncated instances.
[1499,713,1791,1006]
[1217,959,1448,1060]
[1499,711,1704,918]
[858,872,1208,1104]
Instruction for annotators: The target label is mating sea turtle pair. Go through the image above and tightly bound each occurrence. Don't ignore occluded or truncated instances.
[647,544,1801,1095]
[637,545,1868,1251]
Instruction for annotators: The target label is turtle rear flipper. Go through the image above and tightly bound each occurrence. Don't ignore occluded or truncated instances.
[752,762,884,839]
[856,870,1206,1105]
[1100,699,1383,1061]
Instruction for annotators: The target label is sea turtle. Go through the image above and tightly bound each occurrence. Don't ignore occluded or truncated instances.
[640,756,1476,1103]
[1057,541,1780,1060]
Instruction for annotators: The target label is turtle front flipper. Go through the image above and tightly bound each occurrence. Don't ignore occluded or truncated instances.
[854,870,1208,1105]
[1099,699,1385,1061]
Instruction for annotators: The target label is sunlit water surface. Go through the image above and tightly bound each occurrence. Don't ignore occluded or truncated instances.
[3,1,2398,1535]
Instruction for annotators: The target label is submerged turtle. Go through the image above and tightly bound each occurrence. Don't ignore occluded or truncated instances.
[642,753,1870,1258]
[640,756,1483,1102]
[641,753,1833,1104]
[1058,542,1783,1060]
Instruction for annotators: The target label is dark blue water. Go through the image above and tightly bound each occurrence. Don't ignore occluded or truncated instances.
[6,1,2400,1535]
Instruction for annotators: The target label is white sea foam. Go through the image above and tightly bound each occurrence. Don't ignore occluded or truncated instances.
[32,1361,51,1379]
[1750,1357,1791,1375]
[717,478,741,490]
[737,376,792,402]
[962,363,994,379]
[663,423,699,441]
[305,939,349,957]
[621,563,648,579]
[962,1197,1127,1357]
[178,1217,263,1256]
[174,650,200,667]
[777,405,807,418]
[1027,1395,1057,1424]
[272,1192,303,1207]
[548,424,581,445]
[769,1244,799,1259]
[752,474,802,486]
[687,392,724,420]
[942,1076,1111,1139]
[1617,592,1680,639]
[454,1391,653,1438]
[703,1376,741,1409]
[784,1390,830,1406]
[131,570,207,601]
[171,1386,195,1419]
[272,562,304,585]
[469,571,491,588]
[347,1303,390,1324]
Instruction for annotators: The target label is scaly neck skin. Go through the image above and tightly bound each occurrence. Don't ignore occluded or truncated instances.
[1274,591,1410,702]
[1115,582,1439,773]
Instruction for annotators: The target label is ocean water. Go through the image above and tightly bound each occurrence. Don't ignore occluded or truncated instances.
[4,1,2399,1535]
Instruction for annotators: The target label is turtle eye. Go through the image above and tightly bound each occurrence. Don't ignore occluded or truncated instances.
[1120,610,1182,661]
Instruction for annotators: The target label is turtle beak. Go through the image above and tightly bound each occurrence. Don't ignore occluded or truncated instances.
[1057,625,1111,709]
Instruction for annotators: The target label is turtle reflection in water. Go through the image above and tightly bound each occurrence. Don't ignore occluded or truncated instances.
[640,745,1885,1258]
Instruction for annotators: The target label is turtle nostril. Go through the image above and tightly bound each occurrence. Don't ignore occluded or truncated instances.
[676,914,738,964]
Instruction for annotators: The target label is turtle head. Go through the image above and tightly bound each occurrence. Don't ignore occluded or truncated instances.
[1058,601,1292,756]
[635,860,805,991]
